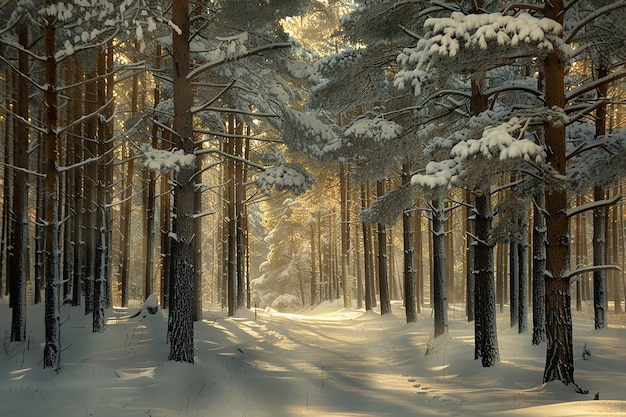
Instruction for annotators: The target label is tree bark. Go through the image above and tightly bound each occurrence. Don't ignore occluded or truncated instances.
[361,183,375,310]
[465,189,475,322]
[377,180,391,315]
[473,190,498,366]
[518,211,528,333]
[145,43,161,301]
[340,162,351,308]
[593,64,609,328]
[542,0,575,386]
[42,5,61,370]
[431,197,448,337]
[93,48,108,333]
[402,164,417,322]
[532,191,547,345]
[235,122,245,311]
[168,0,195,363]
[10,24,29,342]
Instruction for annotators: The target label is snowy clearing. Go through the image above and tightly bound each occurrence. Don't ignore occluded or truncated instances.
[1,301,625,416]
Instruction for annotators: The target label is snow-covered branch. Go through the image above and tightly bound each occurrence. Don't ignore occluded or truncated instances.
[566,68,626,102]
[58,156,102,173]
[564,0,626,44]
[0,161,45,178]
[140,146,195,173]
[396,11,564,95]
[566,264,622,282]
[566,194,621,218]
[187,42,292,81]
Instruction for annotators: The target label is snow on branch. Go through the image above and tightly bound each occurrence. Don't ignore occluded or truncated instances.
[395,12,565,95]
[568,129,626,191]
[280,107,342,160]
[256,163,316,196]
[412,117,545,189]
[343,117,403,143]
[567,194,622,218]
[450,117,544,162]
[140,145,195,172]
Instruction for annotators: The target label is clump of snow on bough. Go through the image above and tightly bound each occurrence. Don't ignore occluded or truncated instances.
[140,145,195,172]
[256,163,316,195]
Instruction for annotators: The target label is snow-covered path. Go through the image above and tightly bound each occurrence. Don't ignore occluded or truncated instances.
[2,302,626,416]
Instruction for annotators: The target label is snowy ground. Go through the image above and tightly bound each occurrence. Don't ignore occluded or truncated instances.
[1,300,625,417]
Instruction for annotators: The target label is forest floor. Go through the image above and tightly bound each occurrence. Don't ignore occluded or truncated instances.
[1,299,626,416]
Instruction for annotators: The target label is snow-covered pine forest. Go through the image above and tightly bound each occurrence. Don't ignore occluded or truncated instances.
[1,0,626,415]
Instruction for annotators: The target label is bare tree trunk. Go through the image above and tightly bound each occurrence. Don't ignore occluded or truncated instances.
[144,43,161,301]
[402,163,417,323]
[168,0,195,363]
[532,190,546,345]
[71,59,84,307]
[431,197,448,337]
[611,194,621,313]
[34,141,44,305]
[471,64,498,365]
[92,48,108,333]
[235,122,245,310]
[160,153,171,309]
[542,0,576,386]
[377,180,391,315]
[518,210,528,333]
[465,189,475,322]
[593,64,609,329]
[10,24,29,342]
[0,69,10,300]
[193,152,203,321]
[509,239,519,328]
[119,141,134,307]
[42,6,62,370]
[340,162,351,308]
[226,117,236,316]
[473,189,498,366]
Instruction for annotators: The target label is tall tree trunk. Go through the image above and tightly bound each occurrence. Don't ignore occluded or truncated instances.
[471,65,498,365]
[518,210,528,333]
[34,141,44,305]
[610,195,621,313]
[119,142,134,307]
[0,69,10,300]
[509,238,519,328]
[193,152,203,321]
[104,43,115,308]
[235,122,245,310]
[402,163,417,323]
[226,117,236,316]
[93,48,108,333]
[377,180,391,315]
[340,162,351,308]
[431,197,448,337]
[414,207,423,312]
[10,24,29,342]
[42,5,62,370]
[145,43,161,301]
[168,0,195,363]
[473,189,498,366]
[465,189,475,322]
[542,0,576,386]
[532,190,546,345]
[84,67,98,316]
[71,59,84,307]
[593,64,609,328]
[361,183,374,310]
[310,222,317,305]
[160,148,172,309]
